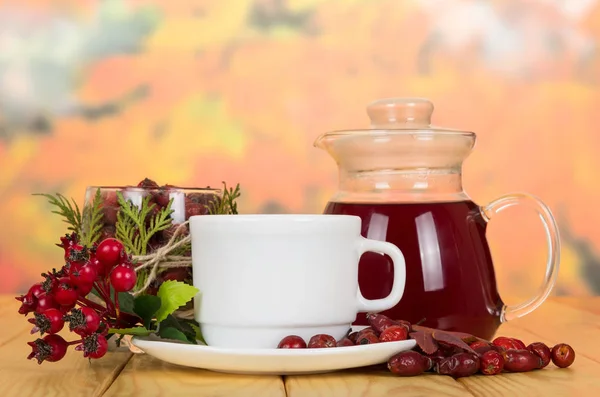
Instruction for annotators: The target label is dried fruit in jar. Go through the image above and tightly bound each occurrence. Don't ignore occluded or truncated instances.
[388,351,433,376]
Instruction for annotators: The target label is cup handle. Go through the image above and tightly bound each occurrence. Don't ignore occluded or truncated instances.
[481,193,561,322]
[355,237,407,313]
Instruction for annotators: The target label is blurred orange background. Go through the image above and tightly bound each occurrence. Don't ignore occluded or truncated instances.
[1,0,599,301]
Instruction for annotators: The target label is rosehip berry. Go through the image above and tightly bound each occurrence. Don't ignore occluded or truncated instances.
[15,292,37,315]
[27,334,68,364]
[388,351,433,376]
[551,343,575,368]
[137,178,159,188]
[53,278,79,306]
[69,263,97,286]
[470,340,493,356]
[308,334,336,348]
[492,336,526,351]
[81,333,108,359]
[348,331,359,344]
[28,308,65,335]
[435,353,480,378]
[277,335,307,349]
[336,337,355,347]
[75,282,94,297]
[365,312,397,333]
[110,263,137,292]
[96,238,124,269]
[28,283,46,299]
[504,349,542,372]
[35,292,58,313]
[527,342,551,368]
[65,307,101,336]
[356,331,380,345]
[67,244,88,265]
[379,325,408,342]
[480,350,505,375]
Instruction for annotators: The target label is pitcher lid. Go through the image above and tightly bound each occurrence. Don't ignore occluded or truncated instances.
[329,97,474,136]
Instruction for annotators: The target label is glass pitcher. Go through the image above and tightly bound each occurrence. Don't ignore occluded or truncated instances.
[314,97,560,339]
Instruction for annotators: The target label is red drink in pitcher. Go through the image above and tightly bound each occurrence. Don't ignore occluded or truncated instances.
[315,98,560,339]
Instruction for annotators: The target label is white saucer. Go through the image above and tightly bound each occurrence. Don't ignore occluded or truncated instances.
[130,336,416,375]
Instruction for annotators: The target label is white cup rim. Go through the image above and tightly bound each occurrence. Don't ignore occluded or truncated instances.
[189,214,361,224]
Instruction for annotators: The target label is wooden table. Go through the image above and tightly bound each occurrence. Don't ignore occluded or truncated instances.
[1,296,599,396]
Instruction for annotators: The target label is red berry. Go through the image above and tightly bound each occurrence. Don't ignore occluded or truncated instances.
[551,343,575,368]
[388,351,433,376]
[480,350,505,375]
[365,312,397,333]
[96,238,124,269]
[137,178,159,188]
[504,349,542,372]
[110,263,137,292]
[28,283,46,299]
[347,331,359,344]
[69,263,97,286]
[356,331,380,345]
[15,292,37,315]
[336,337,355,347]
[65,307,101,336]
[81,333,108,359]
[277,335,307,348]
[35,292,58,313]
[527,342,552,368]
[67,244,88,265]
[27,334,68,364]
[492,336,527,351]
[308,334,336,348]
[379,325,408,342]
[53,278,79,306]
[28,308,65,335]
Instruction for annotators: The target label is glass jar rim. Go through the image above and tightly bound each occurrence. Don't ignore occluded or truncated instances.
[85,185,222,192]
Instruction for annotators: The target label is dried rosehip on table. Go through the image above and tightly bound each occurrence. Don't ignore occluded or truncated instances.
[480,350,505,375]
[551,343,575,368]
[492,336,526,350]
[435,353,480,378]
[308,334,336,348]
[277,335,307,349]
[503,349,542,372]
[388,351,433,376]
[527,342,552,368]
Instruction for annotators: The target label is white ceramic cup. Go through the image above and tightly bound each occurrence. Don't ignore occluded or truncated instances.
[189,214,406,349]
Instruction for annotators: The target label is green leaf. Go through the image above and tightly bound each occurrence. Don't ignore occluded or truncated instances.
[116,290,136,315]
[207,182,241,215]
[189,322,206,345]
[159,314,197,343]
[154,280,199,322]
[158,326,193,344]
[133,295,161,329]
[108,326,153,336]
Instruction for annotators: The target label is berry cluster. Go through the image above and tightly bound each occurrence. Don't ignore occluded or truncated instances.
[15,234,138,364]
[277,313,575,378]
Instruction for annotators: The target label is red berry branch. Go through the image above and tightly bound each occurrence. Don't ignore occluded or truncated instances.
[16,233,139,364]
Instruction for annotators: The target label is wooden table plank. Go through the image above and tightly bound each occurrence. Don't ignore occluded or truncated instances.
[554,296,600,316]
[285,365,474,397]
[503,299,600,363]
[458,322,600,397]
[0,297,32,345]
[103,354,287,397]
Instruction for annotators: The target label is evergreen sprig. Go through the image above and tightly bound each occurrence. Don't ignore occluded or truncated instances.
[207,182,241,215]
[34,193,83,234]
[115,192,174,255]
[81,188,104,247]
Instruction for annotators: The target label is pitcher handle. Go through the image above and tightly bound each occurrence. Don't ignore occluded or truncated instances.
[481,193,560,322]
